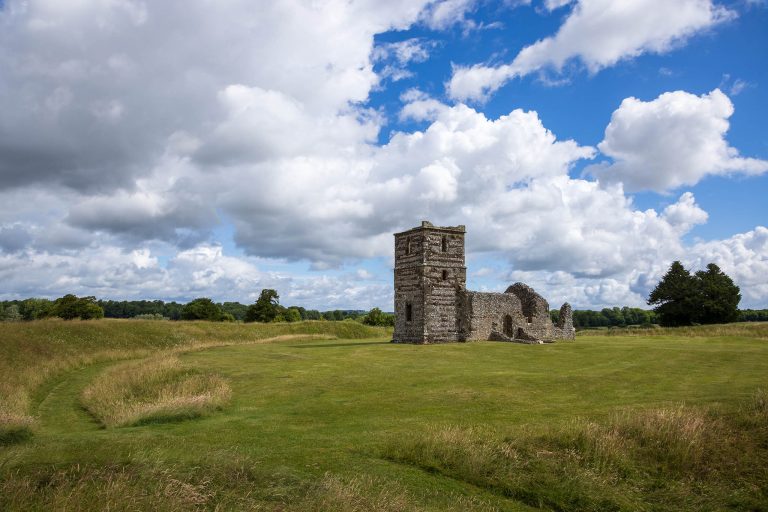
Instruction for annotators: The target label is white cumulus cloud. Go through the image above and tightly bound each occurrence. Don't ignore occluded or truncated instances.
[448,0,735,101]
[0,1,765,310]
[588,89,768,192]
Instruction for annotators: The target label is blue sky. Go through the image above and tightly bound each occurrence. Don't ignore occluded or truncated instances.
[0,0,766,310]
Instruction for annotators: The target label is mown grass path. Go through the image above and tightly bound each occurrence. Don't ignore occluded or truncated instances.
[34,362,120,435]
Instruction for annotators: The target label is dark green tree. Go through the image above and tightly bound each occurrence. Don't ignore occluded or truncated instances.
[363,307,384,326]
[245,289,281,323]
[52,294,80,320]
[284,307,302,323]
[51,295,104,320]
[362,307,395,327]
[181,298,226,321]
[649,261,741,326]
[220,301,249,321]
[20,298,52,320]
[694,263,740,324]
[647,261,698,326]
[78,300,105,320]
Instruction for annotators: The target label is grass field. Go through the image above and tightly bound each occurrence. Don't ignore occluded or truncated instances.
[1,320,767,510]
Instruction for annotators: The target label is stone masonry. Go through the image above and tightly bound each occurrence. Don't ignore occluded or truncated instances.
[392,221,575,344]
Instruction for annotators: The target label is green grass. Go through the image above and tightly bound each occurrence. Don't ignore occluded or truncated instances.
[81,355,232,428]
[380,397,768,511]
[1,320,767,510]
[0,318,387,439]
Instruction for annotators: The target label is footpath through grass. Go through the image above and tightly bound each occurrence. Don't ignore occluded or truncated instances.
[0,318,387,441]
[1,321,767,510]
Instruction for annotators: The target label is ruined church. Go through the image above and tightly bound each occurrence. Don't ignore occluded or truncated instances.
[393,221,575,344]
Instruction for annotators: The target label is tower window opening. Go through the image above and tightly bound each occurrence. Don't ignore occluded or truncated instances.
[441,235,447,252]
[406,303,413,322]
[405,236,411,255]
[442,270,448,281]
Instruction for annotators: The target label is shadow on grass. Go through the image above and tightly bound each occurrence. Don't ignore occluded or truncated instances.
[129,411,205,427]
[0,427,33,446]
[290,341,392,349]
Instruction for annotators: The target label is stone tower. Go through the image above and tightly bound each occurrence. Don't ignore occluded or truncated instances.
[392,221,467,343]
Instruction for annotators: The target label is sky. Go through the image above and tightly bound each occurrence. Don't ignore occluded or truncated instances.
[0,0,766,311]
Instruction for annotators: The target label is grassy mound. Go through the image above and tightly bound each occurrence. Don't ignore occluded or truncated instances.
[82,356,232,428]
[0,318,389,440]
[380,390,768,511]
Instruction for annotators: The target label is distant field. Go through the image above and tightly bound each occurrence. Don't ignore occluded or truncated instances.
[1,320,767,510]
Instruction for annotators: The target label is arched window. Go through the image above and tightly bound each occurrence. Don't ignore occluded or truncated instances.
[406,303,413,322]
[441,235,447,253]
[405,236,411,255]
[442,269,448,281]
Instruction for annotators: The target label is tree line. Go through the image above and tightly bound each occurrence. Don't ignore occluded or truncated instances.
[0,295,104,321]
[0,290,395,326]
[551,307,658,328]
[1,267,763,327]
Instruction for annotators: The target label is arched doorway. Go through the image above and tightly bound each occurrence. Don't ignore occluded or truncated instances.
[503,315,514,337]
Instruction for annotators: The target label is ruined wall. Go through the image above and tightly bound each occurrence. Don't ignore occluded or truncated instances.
[505,283,549,321]
[554,302,575,340]
[463,285,574,342]
[504,283,557,341]
[462,291,525,341]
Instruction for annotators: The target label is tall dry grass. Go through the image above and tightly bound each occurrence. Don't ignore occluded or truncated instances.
[295,473,500,512]
[580,321,768,339]
[0,463,500,511]
[381,390,768,511]
[0,462,278,511]
[0,318,388,441]
[81,356,231,427]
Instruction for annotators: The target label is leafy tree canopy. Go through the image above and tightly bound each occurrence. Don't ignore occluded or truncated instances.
[363,307,395,327]
[245,289,281,323]
[51,294,104,320]
[284,307,302,323]
[181,297,230,321]
[648,261,740,326]
[1,304,22,322]
[695,263,741,324]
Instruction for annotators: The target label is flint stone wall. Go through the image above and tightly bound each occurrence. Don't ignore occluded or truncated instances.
[393,222,466,344]
[557,303,574,334]
[460,291,523,341]
[461,289,574,343]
